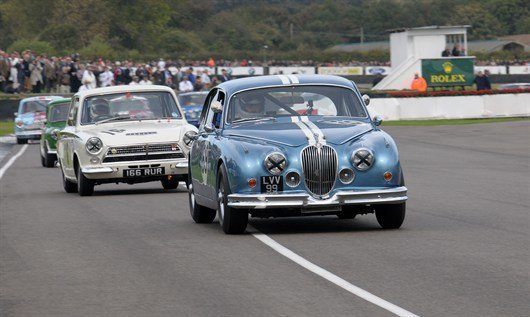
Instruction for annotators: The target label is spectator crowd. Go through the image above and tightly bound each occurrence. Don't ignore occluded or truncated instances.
[0,51,231,94]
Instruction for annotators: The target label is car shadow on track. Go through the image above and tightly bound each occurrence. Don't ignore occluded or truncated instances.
[93,187,187,196]
[249,216,381,235]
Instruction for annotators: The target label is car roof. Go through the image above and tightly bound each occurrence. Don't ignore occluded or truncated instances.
[20,96,63,103]
[74,85,176,99]
[217,75,357,96]
[177,91,209,96]
[47,98,72,107]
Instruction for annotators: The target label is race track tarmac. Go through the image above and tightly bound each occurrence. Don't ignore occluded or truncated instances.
[1,121,529,317]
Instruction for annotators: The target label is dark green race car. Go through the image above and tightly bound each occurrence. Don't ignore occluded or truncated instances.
[40,98,71,167]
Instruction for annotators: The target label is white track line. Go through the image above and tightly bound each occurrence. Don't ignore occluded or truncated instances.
[252,230,419,317]
[0,145,28,180]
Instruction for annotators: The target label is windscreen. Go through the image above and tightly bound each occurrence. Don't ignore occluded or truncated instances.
[81,91,181,124]
[178,93,207,107]
[49,103,70,122]
[21,100,47,114]
[227,86,367,123]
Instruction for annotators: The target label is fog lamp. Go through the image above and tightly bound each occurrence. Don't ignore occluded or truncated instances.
[90,157,100,164]
[285,171,301,187]
[339,168,355,184]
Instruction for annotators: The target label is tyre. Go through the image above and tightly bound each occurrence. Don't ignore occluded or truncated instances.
[76,164,94,196]
[375,203,406,229]
[42,143,55,168]
[161,176,179,190]
[17,138,27,145]
[61,165,77,193]
[188,164,215,223]
[217,164,248,234]
[40,153,46,167]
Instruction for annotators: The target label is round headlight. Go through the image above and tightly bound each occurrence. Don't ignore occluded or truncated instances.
[339,168,355,184]
[285,171,301,187]
[51,129,59,140]
[352,148,374,171]
[264,152,287,175]
[85,137,103,154]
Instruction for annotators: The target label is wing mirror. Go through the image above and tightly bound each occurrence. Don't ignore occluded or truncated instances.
[14,112,18,116]
[211,101,223,113]
[362,94,370,106]
[203,123,216,134]
[372,115,383,126]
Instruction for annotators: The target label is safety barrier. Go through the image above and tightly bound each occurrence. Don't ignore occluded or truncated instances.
[368,93,530,121]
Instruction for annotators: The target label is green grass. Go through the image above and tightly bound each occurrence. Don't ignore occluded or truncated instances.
[382,117,529,126]
[0,121,14,136]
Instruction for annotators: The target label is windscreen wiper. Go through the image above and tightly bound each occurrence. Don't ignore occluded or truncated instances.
[232,116,275,124]
[95,115,131,125]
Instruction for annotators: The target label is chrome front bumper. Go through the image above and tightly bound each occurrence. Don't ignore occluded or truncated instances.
[81,159,188,179]
[228,186,407,209]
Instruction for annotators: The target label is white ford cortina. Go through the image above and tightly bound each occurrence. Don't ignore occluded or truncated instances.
[57,85,198,196]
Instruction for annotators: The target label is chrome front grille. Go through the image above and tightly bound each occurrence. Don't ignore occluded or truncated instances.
[301,145,338,197]
[104,143,183,163]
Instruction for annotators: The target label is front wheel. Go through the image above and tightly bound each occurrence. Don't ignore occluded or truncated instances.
[161,176,179,190]
[77,164,94,196]
[17,138,27,145]
[217,164,248,234]
[42,143,55,168]
[375,203,406,229]
[61,165,77,193]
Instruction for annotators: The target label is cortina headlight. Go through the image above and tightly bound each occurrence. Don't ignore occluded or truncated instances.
[85,137,103,154]
[352,148,374,171]
[264,152,287,175]
[51,129,59,140]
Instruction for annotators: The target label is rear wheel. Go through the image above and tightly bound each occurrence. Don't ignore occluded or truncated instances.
[76,164,94,196]
[217,164,248,234]
[61,165,77,193]
[375,203,406,229]
[188,165,216,223]
[161,176,179,190]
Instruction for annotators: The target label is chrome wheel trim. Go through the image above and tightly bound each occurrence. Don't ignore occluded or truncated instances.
[218,188,225,224]
[189,183,195,209]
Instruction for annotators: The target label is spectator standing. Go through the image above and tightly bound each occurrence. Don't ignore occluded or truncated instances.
[442,48,452,57]
[199,69,211,87]
[82,64,97,89]
[474,71,491,91]
[220,69,231,82]
[179,76,193,92]
[69,57,81,93]
[29,58,44,93]
[187,67,196,84]
[0,51,8,92]
[44,57,58,92]
[58,66,71,93]
[410,73,427,92]
[138,76,152,85]
[193,76,204,91]
[99,66,114,87]
[78,78,92,92]
[207,57,215,67]
[452,44,462,57]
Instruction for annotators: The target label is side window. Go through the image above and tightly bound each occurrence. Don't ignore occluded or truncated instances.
[199,89,217,130]
[212,91,225,128]
[66,98,79,126]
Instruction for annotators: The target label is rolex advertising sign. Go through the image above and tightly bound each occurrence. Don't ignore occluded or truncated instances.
[422,58,474,87]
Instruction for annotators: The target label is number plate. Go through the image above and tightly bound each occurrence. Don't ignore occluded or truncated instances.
[123,167,165,178]
[260,176,283,193]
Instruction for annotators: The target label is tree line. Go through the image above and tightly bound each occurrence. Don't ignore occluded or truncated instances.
[0,0,528,61]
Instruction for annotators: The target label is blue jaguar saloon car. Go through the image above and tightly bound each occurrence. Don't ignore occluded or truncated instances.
[186,75,407,234]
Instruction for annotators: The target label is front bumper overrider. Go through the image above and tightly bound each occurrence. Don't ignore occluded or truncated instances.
[227,186,407,209]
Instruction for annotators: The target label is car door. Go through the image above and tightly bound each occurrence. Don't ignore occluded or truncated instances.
[193,89,225,202]
[58,97,79,178]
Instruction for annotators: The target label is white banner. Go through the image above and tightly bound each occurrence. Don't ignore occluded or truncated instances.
[268,66,316,75]
[508,65,530,74]
[318,67,364,75]
[181,66,215,75]
[474,66,507,75]
[365,66,392,75]
[218,67,264,76]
